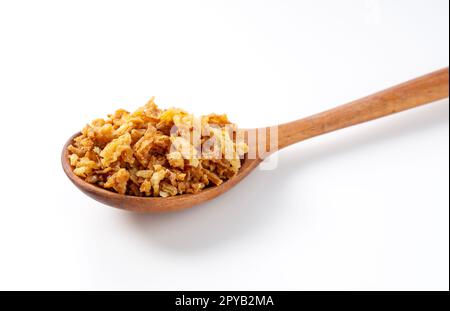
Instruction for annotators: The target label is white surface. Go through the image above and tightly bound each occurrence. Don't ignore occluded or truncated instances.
[0,0,448,290]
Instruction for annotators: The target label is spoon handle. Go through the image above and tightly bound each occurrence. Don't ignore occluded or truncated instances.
[277,67,449,150]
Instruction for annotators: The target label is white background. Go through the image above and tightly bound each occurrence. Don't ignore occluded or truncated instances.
[0,0,448,290]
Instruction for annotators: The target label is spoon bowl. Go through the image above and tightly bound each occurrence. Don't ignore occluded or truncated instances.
[62,68,449,212]
[62,132,262,212]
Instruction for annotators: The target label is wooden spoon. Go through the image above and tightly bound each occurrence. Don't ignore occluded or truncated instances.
[62,67,449,212]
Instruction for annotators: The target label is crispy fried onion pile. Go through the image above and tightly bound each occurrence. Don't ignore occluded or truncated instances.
[68,98,248,197]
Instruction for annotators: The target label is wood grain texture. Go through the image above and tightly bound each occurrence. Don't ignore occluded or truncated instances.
[277,67,449,149]
[61,67,449,212]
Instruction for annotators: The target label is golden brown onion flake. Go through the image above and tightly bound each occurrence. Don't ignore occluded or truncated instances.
[68,98,248,196]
